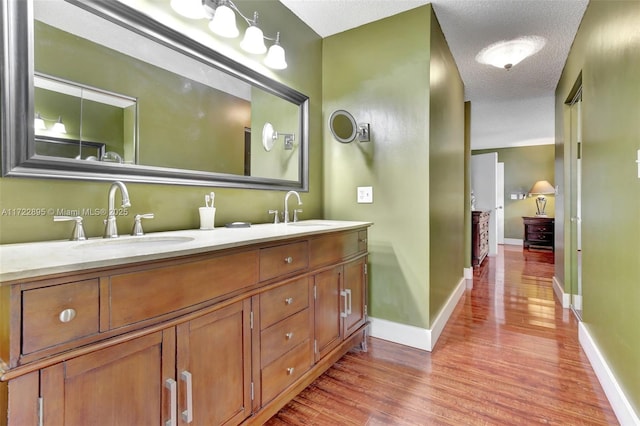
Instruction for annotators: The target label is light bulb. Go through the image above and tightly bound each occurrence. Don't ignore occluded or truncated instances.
[209,3,239,38]
[265,43,287,69]
[170,0,206,20]
[51,117,67,134]
[34,112,46,131]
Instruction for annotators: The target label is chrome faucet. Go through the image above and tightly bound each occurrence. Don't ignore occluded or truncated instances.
[103,181,131,238]
[283,190,302,224]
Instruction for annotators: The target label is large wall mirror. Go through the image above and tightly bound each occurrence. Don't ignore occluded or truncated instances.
[1,0,309,190]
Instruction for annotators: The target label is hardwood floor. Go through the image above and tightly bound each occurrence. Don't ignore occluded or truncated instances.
[266,245,618,425]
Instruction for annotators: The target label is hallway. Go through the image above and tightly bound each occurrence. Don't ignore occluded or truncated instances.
[267,245,618,425]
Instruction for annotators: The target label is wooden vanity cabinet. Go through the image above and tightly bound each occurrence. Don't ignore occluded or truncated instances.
[1,226,370,426]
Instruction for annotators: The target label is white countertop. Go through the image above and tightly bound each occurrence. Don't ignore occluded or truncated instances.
[0,220,372,283]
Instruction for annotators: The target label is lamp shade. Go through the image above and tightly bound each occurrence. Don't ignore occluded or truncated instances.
[241,25,267,54]
[51,117,67,134]
[528,180,555,195]
[34,112,46,131]
[265,42,287,69]
[170,0,206,19]
[209,3,239,38]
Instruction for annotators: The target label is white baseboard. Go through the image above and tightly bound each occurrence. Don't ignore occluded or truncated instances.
[552,276,571,308]
[464,267,473,280]
[503,238,523,246]
[369,277,466,352]
[572,294,583,311]
[579,323,640,425]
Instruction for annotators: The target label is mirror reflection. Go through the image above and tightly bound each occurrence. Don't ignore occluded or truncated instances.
[0,0,309,190]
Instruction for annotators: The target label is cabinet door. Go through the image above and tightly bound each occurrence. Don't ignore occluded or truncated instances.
[314,266,343,361]
[343,257,367,337]
[176,299,252,426]
[41,330,175,426]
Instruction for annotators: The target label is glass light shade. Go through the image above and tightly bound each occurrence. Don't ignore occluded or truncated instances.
[34,113,46,130]
[240,25,267,54]
[476,36,546,70]
[209,4,239,38]
[264,43,287,69]
[51,117,67,134]
[170,0,206,20]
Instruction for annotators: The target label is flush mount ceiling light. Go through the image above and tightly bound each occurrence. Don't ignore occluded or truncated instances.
[475,36,546,70]
[170,0,288,70]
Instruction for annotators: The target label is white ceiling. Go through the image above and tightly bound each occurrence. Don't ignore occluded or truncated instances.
[278,0,588,150]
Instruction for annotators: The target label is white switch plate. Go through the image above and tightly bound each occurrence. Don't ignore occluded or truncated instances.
[357,186,373,203]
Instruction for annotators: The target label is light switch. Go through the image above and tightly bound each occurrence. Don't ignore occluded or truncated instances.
[357,186,373,203]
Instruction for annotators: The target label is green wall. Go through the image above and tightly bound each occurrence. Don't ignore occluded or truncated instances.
[473,145,555,239]
[555,0,640,414]
[428,12,465,324]
[323,5,464,330]
[0,0,323,244]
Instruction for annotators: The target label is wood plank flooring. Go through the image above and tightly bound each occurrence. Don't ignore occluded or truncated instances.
[266,245,618,425]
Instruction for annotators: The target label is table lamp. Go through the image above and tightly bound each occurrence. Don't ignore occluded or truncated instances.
[528,180,555,216]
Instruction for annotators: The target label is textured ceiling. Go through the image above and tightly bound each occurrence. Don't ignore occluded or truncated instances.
[279,0,588,149]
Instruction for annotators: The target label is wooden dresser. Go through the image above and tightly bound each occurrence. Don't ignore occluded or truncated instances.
[471,211,490,267]
[523,216,554,250]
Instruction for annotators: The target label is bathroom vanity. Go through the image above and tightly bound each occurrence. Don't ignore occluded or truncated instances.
[0,221,371,425]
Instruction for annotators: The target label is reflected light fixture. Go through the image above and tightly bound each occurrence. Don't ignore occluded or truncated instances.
[34,113,67,134]
[171,0,287,69]
[476,36,546,70]
[262,122,295,152]
[528,180,555,216]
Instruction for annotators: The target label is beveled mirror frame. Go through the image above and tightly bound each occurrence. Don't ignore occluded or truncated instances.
[1,0,309,191]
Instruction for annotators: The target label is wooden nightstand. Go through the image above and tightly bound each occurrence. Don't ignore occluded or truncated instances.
[523,216,554,250]
[472,211,490,266]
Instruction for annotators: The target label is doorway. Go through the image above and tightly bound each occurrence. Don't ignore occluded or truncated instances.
[568,87,583,318]
[471,152,504,257]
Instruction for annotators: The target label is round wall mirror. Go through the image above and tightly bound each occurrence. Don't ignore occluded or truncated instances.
[328,110,357,143]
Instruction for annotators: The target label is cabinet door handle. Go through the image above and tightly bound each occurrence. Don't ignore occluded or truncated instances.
[284,256,293,264]
[285,297,293,305]
[285,332,293,340]
[165,378,177,426]
[181,371,193,423]
[59,308,76,323]
[340,290,348,318]
[345,288,352,315]
[286,367,295,375]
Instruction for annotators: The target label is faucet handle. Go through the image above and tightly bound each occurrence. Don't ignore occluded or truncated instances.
[268,209,280,224]
[131,213,154,236]
[293,209,303,223]
[54,216,87,241]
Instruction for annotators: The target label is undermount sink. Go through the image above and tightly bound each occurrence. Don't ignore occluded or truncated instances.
[76,236,195,251]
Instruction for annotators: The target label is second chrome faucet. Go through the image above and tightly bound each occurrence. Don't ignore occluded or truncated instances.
[283,190,302,224]
[104,181,131,238]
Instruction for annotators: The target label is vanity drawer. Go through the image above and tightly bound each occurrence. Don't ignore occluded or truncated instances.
[22,279,100,354]
[109,250,258,329]
[261,340,313,404]
[259,241,309,282]
[260,277,309,330]
[309,230,365,269]
[261,308,311,366]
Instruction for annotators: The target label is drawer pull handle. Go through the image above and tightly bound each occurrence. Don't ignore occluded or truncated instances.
[286,367,295,375]
[285,297,294,305]
[285,332,293,340]
[165,378,177,426]
[284,256,293,264]
[359,238,367,244]
[59,308,77,323]
[181,371,193,423]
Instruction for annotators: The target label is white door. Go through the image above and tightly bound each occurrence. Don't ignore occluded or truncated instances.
[497,162,505,245]
[471,153,498,256]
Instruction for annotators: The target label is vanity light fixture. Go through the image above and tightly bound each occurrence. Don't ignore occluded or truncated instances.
[170,0,288,70]
[476,36,546,70]
[262,122,295,152]
[528,180,555,216]
[34,112,67,134]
